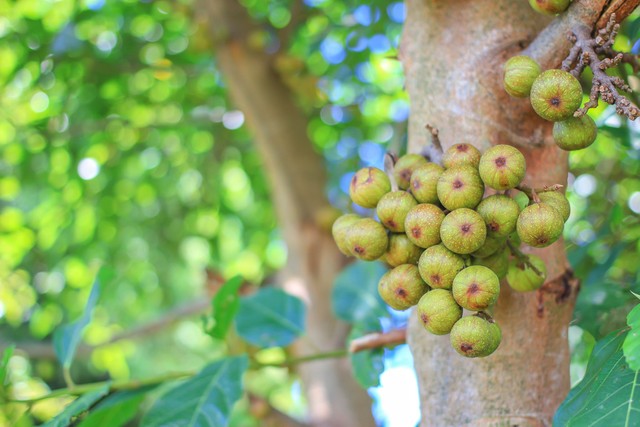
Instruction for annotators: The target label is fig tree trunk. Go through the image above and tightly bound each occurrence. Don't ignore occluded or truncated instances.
[202,1,376,426]
[400,1,582,425]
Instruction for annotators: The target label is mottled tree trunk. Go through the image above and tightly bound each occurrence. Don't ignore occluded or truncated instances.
[202,1,375,426]
[400,1,583,425]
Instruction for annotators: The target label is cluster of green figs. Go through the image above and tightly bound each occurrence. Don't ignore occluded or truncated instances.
[332,145,570,357]
[503,56,597,151]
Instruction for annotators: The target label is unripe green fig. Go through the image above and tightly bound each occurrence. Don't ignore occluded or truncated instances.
[440,208,487,255]
[452,265,500,311]
[553,115,597,151]
[404,204,445,248]
[418,244,466,289]
[376,191,418,232]
[417,289,462,335]
[346,218,389,260]
[331,214,361,256]
[529,0,570,15]
[385,234,423,267]
[349,167,391,208]
[394,154,428,190]
[410,163,444,204]
[487,322,502,354]
[436,165,485,210]
[476,195,520,238]
[516,202,564,248]
[538,191,571,222]
[503,55,542,98]
[530,69,582,122]
[471,234,506,258]
[378,264,429,310]
[478,145,526,190]
[506,254,547,292]
[473,247,510,280]
[450,315,501,358]
[442,144,482,169]
[513,191,530,211]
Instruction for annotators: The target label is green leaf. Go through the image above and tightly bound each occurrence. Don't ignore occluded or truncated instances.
[332,260,388,329]
[41,384,110,427]
[141,355,248,427]
[53,274,101,369]
[207,276,243,340]
[554,330,640,427]
[624,304,640,370]
[78,386,155,427]
[349,328,384,388]
[0,345,14,386]
[235,288,305,348]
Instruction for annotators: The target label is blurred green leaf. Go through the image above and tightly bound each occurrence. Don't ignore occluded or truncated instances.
[53,274,101,369]
[0,344,15,396]
[235,288,305,348]
[349,327,383,388]
[207,276,243,340]
[78,386,155,427]
[624,304,640,370]
[554,330,640,427]
[141,356,248,427]
[41,384,110,427]
[332,261,388,329]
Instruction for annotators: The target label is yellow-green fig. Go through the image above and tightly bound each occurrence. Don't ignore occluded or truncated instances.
[437,165,485,210]
[378,264,429,310]
[529,0,570,15]
[376,191,418,232]
[476,195,520,238]
[384,234,423,267]
[394,154,428,190]
[349,167,391,208]
[503,55,542,98]
[331,213,361,256]
[410,163,444,204]
[450,315,501,358]
[404,204,445,248]
[506,254,547,292]
[452,266,500,311]
[346,218,389,260]
[418,244,466,289]
[440,208,487,255]
[516,203,564,248]
[417,289,462,335]
[478,145,526,191]
[553,115,597,151]
[538,191,571,222]
[442,143,482,169]
[530,69,582,122]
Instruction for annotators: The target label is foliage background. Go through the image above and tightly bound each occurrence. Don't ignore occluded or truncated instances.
[0,0,639,425]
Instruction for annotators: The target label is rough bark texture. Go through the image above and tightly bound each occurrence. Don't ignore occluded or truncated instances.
[399,1,602,425]
[200,1,375,426]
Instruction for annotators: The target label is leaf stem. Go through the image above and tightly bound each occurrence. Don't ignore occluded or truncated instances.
[4,370,195,405]
[507,241,544,277]
[251,349,349,369]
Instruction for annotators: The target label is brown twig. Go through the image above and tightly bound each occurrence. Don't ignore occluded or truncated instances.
[348,329,407,353]
[422,124,444,165]
[506,240,544,277]
[384,151,399,192]
[516,184,564,199]
[562,14,640,120]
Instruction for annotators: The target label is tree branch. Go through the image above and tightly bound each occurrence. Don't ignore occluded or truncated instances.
[565,16,640,119]
[523,0,607,69]
[349,329,407,353]
[597,0,640,29]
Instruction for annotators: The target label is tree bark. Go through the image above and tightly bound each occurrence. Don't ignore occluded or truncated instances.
[399,1,593,425]
[200,1,375,426]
